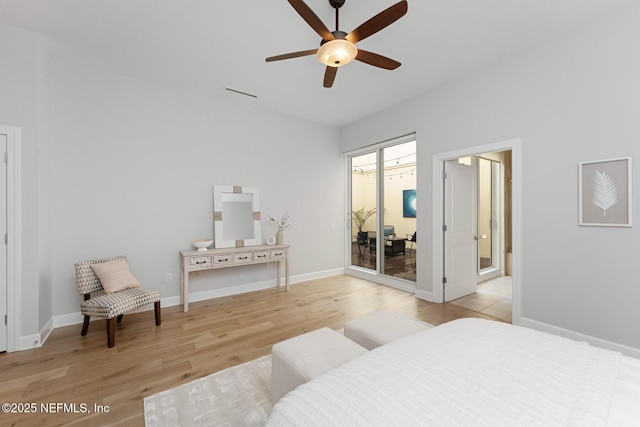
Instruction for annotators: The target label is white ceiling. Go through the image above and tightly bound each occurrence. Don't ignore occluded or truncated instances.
[1,0,638,126]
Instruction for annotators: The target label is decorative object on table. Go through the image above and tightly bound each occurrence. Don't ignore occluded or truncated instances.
[266,235,276,246]
[579,157,632,227]
[352,206,376,233]
[213,185,262,248]
[192,239,213,252]
[269,212,290,245]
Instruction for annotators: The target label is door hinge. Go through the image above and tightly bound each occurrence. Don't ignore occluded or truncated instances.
[443,277,447,284]
[442,171,447,179]
[4,315,6,325]
[442,225,447,232]
[4,234,6,245]
[3,152,7,163]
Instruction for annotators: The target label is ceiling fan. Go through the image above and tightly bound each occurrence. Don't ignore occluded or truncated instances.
[266,0,408,88]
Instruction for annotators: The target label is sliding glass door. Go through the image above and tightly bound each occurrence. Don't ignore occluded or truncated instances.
[350,152,377,272]
[348,136,417,286]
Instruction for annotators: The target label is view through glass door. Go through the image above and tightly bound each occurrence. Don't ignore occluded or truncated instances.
[477,156,501,279]
[349,138,416,283]
[350,152,377,273]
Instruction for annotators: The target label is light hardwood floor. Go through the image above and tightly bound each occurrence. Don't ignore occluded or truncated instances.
[449,276,512,323]
[0,275,504,426]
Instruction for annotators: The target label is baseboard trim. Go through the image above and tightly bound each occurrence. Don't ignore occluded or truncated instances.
[164,278,281,307]
[414,289,433,302]
[344,267,416,294]
[37,269,346,349]
[54,312,85,328]
[291,267,345,284]
[18,317,54,351]
[18,334,41,351]
[39,317,54,347]
[519,317,640,358]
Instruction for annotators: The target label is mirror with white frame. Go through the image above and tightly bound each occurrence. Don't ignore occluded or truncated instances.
[213,185,262,248]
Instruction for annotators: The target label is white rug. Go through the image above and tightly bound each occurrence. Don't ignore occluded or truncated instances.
[144,355,273,427]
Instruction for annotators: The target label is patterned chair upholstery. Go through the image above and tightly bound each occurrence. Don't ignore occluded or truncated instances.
[75,256,161,348]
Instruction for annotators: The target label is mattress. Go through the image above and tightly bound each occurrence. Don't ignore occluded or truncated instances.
[608,355,640,426]
[265,318,640,426]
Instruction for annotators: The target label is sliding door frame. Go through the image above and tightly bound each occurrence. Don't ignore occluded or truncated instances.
[344,133,417,293]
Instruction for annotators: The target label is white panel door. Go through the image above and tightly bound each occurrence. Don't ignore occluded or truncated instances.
[0,135,6,352]
[444,159,477,301]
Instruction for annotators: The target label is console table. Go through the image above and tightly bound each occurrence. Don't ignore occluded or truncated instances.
[180,244,290,312]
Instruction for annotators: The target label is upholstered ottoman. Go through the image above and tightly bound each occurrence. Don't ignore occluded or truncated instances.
[344,311,433,350]
[271,327,368,404]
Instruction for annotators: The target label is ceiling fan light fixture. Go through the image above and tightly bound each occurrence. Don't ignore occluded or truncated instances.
[316,39,358,67]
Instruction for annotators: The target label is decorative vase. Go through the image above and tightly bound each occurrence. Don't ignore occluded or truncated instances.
[276,229,285,245]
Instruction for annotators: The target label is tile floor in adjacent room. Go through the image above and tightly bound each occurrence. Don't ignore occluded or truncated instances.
[449,275,512,323]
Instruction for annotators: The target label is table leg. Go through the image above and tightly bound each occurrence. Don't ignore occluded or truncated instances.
[181,258,189,312]
[285,258,289,291]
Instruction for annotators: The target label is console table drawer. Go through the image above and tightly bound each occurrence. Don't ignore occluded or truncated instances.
[190,256,212,270]
[270,249,286,260]
[213,254,233,267]
[234,252,253,264]
[253,251,269,262]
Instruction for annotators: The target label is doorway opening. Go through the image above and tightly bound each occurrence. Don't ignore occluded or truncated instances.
[346,135,417,291]
[432,139,521,323]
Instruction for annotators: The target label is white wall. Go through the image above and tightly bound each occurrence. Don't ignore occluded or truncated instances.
[341,6,640,350]
[49,57,344,318]
[1,20,345,344]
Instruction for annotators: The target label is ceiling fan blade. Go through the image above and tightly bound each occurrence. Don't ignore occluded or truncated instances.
[288,0,335,41]
[355,50,401,70]
[266,49,318,62]
[346,0,408,44]
[323,66,337,88]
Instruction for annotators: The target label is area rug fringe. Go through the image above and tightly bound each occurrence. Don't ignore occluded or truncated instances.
[144,355,272,427]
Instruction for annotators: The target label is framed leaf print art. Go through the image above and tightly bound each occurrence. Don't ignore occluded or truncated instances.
[579,157,632,227]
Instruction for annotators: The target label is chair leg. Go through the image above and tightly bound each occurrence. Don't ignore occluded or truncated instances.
[116,314,124,323]
[106,318,116,348]
[154,301,161,326]
[81,315,90,336]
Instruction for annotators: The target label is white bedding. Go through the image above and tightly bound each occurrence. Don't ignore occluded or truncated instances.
[265,318,640,427]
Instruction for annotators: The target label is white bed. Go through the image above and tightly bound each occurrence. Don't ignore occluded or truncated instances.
[265,318,640,426]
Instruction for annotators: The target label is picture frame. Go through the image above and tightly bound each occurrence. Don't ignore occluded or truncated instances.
[403,189,416,218]
[578,157,632,227]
